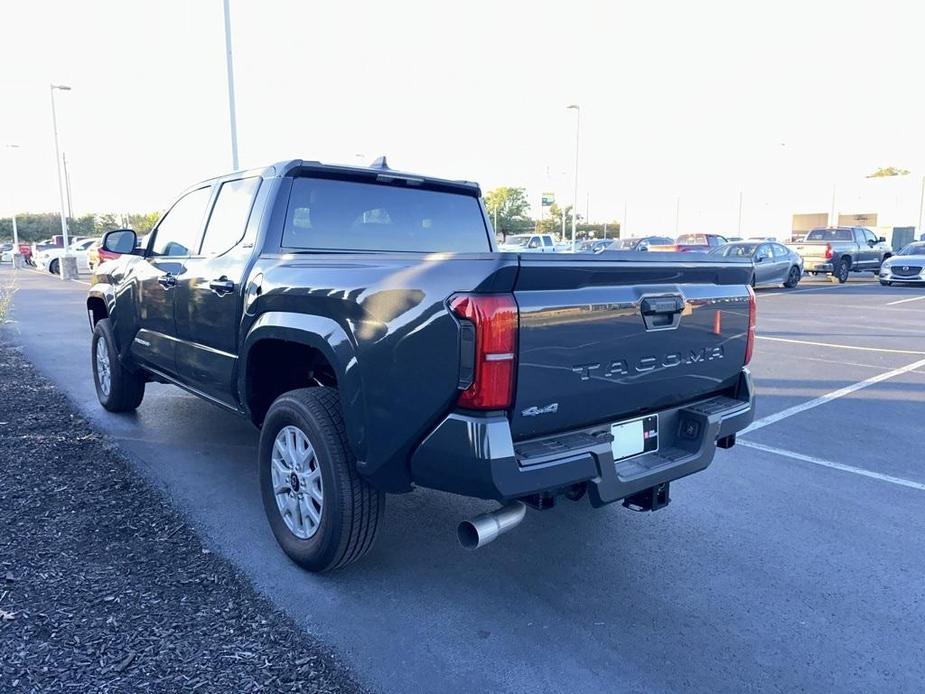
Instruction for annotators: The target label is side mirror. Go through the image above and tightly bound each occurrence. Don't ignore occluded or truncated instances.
[102,229,138,254]
[878,236,887,243]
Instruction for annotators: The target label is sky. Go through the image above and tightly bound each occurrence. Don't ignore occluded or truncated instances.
[1,0,924,237]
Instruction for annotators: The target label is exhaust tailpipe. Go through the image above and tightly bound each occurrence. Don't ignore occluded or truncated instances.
[457,501,527,550]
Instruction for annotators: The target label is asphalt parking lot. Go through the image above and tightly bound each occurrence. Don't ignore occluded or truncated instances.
[3,265,925,693]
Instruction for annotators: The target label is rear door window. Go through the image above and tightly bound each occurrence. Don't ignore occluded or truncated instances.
[282,177,490,253]
[199,177,261,257]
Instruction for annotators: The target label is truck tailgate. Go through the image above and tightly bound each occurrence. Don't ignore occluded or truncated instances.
[511,254,753,440]
[790,242,829,259]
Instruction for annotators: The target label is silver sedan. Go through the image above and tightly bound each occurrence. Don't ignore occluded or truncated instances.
[710,241,804,288]
[880,242,925,285]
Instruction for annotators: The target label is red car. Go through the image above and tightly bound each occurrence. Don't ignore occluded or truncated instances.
[648,233,728,253]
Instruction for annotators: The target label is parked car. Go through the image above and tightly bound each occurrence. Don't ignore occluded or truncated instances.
[575,239,613,253]
[2,244,33,264]
[648,233,728,253]
[35,237,100,274]
[498,233,557,252]
[879,242,925,286]
[710,241,803,288]
[86,158,756,572]
[604,236,675,252]
[788,227,892,283]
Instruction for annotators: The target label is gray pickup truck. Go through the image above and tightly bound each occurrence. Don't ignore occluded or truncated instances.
[87,158,757,572]
[789,226,892,283]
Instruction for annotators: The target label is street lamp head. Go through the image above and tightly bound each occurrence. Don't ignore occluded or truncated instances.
[3,144,21,149]
[566,104,580,110]
[51,84,72,91]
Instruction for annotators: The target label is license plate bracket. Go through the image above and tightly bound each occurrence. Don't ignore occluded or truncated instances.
[610,415,658,462]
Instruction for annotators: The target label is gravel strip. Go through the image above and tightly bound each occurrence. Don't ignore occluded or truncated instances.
[0,341,367,693]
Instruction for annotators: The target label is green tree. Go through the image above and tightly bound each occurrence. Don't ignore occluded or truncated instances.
[124,211,160,234]
[483,187,532,235]
[536,203,575,239]
[867,166,910,178]
[96,213,122,234]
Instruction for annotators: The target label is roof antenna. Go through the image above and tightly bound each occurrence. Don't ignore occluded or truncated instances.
[370,156,390,170]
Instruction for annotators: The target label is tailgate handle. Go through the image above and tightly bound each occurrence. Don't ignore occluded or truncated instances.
[641,297,684,315]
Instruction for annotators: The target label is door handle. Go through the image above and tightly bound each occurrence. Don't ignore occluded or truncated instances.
[157,274,177,289]
[209,277,235,295]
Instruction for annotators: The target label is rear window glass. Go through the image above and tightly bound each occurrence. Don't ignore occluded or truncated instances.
[806,228,853,241]
[282,177,490,253]
[677,234,706,244]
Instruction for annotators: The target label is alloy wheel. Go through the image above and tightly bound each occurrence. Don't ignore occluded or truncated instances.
[271,425,324,539]
[95,338,111,397]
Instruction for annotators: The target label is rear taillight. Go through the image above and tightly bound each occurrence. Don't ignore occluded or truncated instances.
[449,294,517,410]
[744,285,757,365]
[824,243,833,260]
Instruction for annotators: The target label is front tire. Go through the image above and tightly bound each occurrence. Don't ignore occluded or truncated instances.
[784,266,801,288]
[91,318,146,412]
[259,388,384,572]
[880,280,892,286]
[49,258,60,275]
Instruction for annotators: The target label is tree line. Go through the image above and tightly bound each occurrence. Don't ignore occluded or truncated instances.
[0,212,160,244]
[483,186,621,240]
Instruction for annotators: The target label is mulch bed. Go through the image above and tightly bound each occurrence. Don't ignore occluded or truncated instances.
[0,341,366,693]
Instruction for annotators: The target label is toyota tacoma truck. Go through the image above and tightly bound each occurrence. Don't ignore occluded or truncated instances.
[86,158,756,572]
[789,226,892,283]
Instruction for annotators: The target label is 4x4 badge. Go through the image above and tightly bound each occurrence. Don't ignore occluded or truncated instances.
[521,403,559,417]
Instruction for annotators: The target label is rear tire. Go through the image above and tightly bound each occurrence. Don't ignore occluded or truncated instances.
[783,265,801,288]
[91,318,146,412]
[259,388,384,572]
[832,257,850,283]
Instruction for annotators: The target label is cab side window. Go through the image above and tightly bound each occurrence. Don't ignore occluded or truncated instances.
[199,177,261,257]
[150,187,213,257]
[543,236,553,247]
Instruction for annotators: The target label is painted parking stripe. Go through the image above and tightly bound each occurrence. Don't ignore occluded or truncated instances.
[756,335,925,356]
[758,285,848,298]
[738,440,925,492]
[741,357,925,434]
[886,295,925,306]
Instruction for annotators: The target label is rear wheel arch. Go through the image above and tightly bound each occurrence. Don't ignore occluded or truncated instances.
[240,313,367,461]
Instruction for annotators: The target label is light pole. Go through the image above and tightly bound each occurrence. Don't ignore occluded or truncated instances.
[737,191,743,236]
[50,84,72,259]
[567,104,580,252]
[918,175,924,238]
[3,144,21,267]
[223,0,240,170]
[674,196,681,236]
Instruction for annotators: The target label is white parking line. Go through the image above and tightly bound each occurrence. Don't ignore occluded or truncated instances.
[886,295,925,306]
[741,357,925,434]
[738,440,925,492]
[758,285,846,298]
[756,335,925,356]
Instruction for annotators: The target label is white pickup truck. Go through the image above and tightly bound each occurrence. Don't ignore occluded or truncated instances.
[498,233,558,252]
